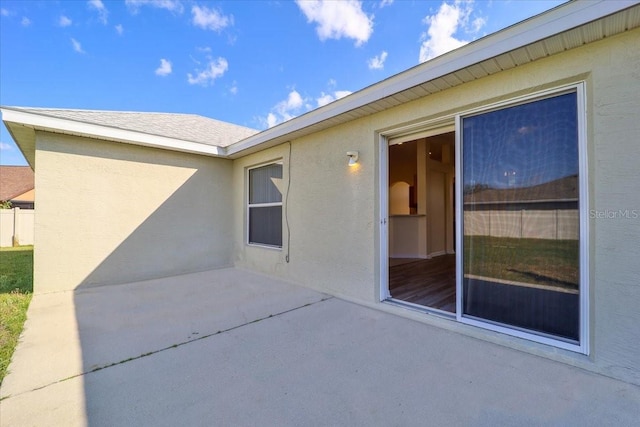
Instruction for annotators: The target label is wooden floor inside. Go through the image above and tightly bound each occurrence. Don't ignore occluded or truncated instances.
[389,254,456,313]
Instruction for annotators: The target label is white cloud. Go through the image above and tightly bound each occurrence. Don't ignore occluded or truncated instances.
[380,0,394,8]
[0,142,14,151]
[71,38,85,54]
[21,17,31,26]
[125,0,184,14]
[296,0,373,46]
[261,82,353,128]
[265,113,277,128]
[59,15,72,27]
[1,9,10,17]
[368,50,388,70]
[264,90,309,128]
[187,57,228,86]
[471,16,485,33]
[279,90,304,111]
[191,5,232,32]
[229,81,238,95]
[316,90,352,107]
[155,58,172,76]
[316,93,333,108]
[88,0,109,24]
[115,24,124,35]
[419,0,480,63]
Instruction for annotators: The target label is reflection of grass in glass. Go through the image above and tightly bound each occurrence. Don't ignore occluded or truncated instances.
[464,236,578,290]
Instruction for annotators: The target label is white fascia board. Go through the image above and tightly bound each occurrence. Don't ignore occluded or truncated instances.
[226,0,637,157]
[1,108,226,157]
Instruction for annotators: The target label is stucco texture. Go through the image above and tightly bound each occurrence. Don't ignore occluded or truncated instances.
[34,132,233,292]
[232,28,640,384]
[233,129,377,302]
[24,27,640,385]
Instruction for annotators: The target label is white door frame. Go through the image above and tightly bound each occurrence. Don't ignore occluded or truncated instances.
[378,84,589,354]
[379,136,390,301]
[378,120,455,302]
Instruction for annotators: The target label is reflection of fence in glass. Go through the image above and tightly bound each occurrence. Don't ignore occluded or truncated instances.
[464,209,578,240]
[461,90,581,341]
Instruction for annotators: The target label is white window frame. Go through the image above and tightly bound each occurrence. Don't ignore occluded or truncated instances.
[246,161,283,249]
[456,82,589,355]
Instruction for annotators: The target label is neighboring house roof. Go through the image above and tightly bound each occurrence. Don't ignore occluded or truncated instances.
[464,175,579,205]
[0,165,34,201]
[2,1,639,166]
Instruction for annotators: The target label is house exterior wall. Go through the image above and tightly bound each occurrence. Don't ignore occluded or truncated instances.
[233,28,640,384]
[233,128,377,302]
[34,132,234,292]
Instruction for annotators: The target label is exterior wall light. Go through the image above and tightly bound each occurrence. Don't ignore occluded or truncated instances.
[346,151,359,166]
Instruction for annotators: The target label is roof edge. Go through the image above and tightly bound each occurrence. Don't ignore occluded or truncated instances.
[1,107,227,158]
[226,0,638,157]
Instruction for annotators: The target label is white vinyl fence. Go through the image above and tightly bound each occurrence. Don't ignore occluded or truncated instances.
[0,208,35,247]
[464,209,579,240]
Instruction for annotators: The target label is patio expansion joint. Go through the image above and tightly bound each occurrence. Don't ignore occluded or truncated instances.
[1,295,334,401]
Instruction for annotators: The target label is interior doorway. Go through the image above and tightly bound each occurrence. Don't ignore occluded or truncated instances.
[387,131,456,313]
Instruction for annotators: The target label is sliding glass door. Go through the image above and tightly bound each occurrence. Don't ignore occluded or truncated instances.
[460,89,584,345]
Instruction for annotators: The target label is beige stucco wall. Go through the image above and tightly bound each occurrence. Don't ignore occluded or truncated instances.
[34,132,234,292]
[232,133,377,301]
[588,28,640,384]
[233,28,640,384]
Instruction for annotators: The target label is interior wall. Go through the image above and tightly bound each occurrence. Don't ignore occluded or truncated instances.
[389,142,417,188]
[34,132,234,292]
[427,170,446,256]
[388,134,454,259]
[426,133,455,256]
[388,139,427,258]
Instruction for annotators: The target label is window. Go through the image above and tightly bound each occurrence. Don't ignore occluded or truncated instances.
[247,162,283,248]
[460,88,585,347]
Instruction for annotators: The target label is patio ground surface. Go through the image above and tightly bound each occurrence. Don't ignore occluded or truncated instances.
[1,268,639,426]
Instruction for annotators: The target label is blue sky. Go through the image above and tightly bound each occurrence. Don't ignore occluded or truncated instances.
[0,0,565,166]
[463,92,578,189]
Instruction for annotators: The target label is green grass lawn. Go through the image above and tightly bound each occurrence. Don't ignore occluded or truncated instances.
[0,246,33,385]
[464,236,579,290]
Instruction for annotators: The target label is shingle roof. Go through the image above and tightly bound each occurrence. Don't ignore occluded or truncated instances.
[7,108,259,148]
[0,166,34,201]
[464,175,579,204]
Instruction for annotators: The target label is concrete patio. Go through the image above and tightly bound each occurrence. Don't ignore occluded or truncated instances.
[1,268,639,426]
